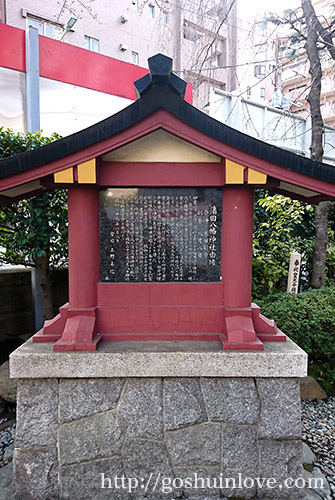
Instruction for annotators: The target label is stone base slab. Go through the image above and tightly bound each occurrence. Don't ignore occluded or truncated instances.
[10,336,307,379]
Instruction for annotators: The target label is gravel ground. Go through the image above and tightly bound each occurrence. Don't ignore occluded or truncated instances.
[0,406,15,468]
[302,397,335,497]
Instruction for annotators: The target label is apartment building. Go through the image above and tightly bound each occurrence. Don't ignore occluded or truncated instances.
[235,11,293,107]
[280,57,335,126]
[280,0,335,126]
[0,0,237,110]
[236,0,335,126]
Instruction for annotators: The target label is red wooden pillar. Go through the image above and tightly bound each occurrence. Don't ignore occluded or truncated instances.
[222,186,254,309]
[54,185,101,351]
[68,186,100,308]
[221,186,263,350]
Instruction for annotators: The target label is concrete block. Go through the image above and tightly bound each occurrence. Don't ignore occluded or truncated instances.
[173,465,221,498]
[221,424,259,498]
[258,440,304,498]
[61,457,127,500]
[257,378,302,439]
[59,409,126,465]
[15,379,58,448]
[59,378,124,422]
[201,378,260,424]
[166,422,221,465]
[119,378,163,438]
[13,447,58,500]
[164,378,207,430]
[123,439,173,489]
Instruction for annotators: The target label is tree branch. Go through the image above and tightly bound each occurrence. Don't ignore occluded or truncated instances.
[302,0,335,61]
[194,0,237,77]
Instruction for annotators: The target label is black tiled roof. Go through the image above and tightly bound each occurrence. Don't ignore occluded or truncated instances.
[1,54,335,185]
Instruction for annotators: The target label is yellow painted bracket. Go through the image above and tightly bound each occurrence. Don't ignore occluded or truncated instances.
[225,159,244,184]
[54,167,74,184]
[77,158,96,184]
[247,168,267,184]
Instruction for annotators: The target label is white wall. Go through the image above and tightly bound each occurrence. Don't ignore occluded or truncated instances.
[209,88,335,165]
[0,67,132,136]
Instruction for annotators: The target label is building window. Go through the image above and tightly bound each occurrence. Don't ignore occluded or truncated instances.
[206,4,224,17]
[148,4,155,18]
[162,13,168,24]
[131,0,138,10]
[260,88,265,98]
[211,51,222,68]
[131,51,139,65]
[84,35,99,52]
[255,21,266,31]
[256,43,267,54]
[26,16,63,39]
[254,64,266,78]
[183,23,202,42]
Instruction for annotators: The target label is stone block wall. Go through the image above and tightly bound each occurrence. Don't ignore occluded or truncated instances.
[13,377,303,500]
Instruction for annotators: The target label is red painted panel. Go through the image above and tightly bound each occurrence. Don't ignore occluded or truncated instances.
[97,306,224,334]
[39,36,147,100]
[0,25,193,103]
[99,162,225,186]
[40,36,194,102]
[39,36,193,102]
[0,24,25,72]
[97,283,224,306]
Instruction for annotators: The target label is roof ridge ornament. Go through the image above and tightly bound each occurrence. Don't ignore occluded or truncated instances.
[134,53,187,99]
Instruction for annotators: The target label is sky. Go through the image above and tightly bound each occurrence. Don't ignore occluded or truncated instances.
[238,0,300,18]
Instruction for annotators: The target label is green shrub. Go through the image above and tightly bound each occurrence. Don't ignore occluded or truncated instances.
[252,192,315,298]
[257,287,335,394]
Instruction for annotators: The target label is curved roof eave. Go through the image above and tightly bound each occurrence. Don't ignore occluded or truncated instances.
[0,58,335,187]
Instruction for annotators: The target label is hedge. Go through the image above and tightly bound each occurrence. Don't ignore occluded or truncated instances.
[257,287,335,394]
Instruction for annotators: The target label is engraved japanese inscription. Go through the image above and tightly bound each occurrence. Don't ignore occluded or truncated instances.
[100,188,222,282]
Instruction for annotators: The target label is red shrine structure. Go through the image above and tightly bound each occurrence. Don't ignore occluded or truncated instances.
[1,54,335,352]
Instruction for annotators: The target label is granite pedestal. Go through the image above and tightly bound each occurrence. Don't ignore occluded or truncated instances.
[10,337,307,500]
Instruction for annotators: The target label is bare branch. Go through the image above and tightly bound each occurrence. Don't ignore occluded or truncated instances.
[194,0,237,78]
[301,0,335,61]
